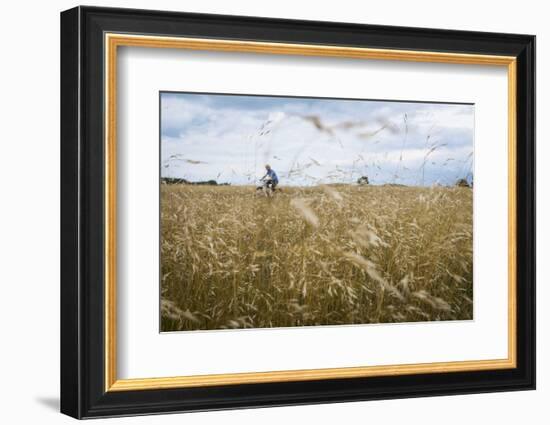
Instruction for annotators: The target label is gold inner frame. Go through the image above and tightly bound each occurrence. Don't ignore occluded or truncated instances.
[104,33,517,392]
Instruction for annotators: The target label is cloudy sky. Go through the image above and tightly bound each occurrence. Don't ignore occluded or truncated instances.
[160,92,474,186]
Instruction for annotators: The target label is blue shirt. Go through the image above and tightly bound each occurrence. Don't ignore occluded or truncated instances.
[265,169,278,183]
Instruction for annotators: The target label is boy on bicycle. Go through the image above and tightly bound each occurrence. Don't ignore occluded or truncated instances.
[261,164,279,190]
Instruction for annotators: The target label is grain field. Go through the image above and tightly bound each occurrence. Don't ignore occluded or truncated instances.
[161,184,473,331]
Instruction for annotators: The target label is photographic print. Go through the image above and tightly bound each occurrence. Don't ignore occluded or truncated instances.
[61,9,535,416]
[160,92,474,332]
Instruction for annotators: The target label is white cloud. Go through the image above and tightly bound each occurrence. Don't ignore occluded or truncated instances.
[160,93,474,186]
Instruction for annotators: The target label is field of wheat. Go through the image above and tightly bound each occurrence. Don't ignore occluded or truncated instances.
[160,183,473,331]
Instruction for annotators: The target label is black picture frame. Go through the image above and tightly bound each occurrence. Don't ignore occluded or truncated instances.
[61,5,535,419]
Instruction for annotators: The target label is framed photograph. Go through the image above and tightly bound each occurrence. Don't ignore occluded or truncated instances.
[60,6,535,419]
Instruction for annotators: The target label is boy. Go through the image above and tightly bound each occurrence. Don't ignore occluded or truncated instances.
[261,164,279,190]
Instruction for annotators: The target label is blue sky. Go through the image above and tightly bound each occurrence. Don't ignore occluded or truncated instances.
[160,92,474,186]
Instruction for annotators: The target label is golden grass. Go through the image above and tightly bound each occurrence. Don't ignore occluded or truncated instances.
[160,184,473,331]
